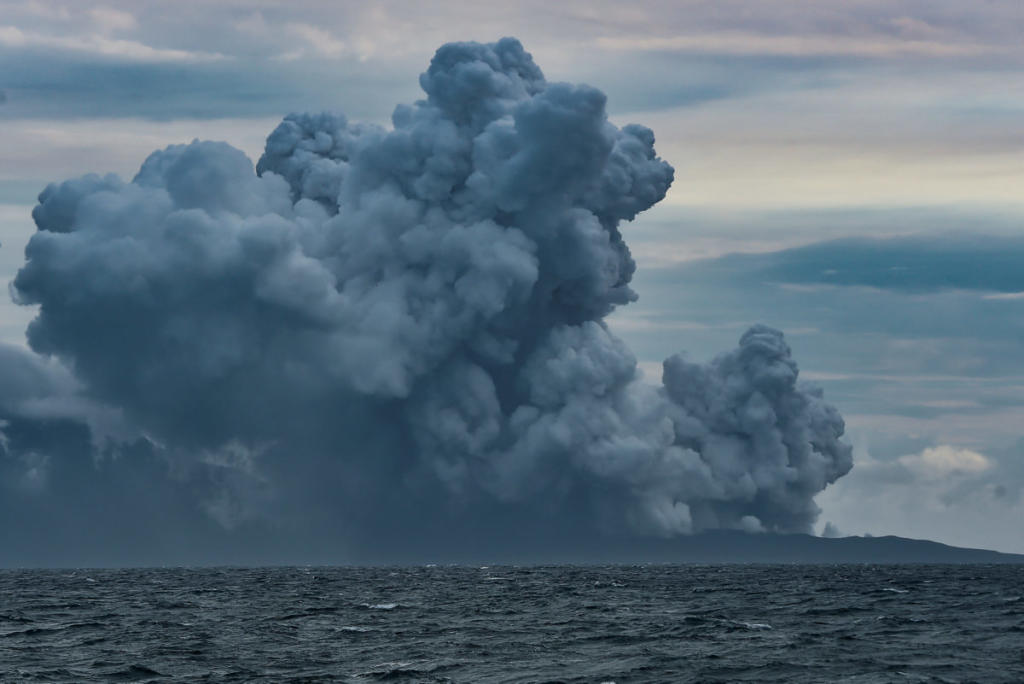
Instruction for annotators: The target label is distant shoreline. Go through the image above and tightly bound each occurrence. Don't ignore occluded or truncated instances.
[4,531,1023,569]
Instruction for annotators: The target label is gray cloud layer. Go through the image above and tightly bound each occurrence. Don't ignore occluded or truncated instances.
[3,39,850,564]
[661,235,1024,294]
[5,0,1021,122]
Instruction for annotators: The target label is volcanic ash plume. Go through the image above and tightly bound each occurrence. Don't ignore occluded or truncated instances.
[6,38,851,557]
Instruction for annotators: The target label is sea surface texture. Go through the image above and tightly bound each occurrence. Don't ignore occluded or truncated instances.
[1,564,1022,682]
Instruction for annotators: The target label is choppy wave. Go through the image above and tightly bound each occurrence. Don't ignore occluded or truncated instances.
[1,565,1022,682]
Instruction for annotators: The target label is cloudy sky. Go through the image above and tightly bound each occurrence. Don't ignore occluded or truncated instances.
[1,0,1022,556]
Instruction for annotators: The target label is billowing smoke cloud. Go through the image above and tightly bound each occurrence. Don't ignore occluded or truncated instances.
[4,38,851,563]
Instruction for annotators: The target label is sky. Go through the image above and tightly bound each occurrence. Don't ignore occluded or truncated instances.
[1,0,1022,559]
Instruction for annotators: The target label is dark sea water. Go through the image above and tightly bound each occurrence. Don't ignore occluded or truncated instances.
[1,564,1022,683]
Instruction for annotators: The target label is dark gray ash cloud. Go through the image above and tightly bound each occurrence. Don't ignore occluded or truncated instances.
[3,38,851,564]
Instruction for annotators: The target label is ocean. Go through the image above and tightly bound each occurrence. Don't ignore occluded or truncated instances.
[1,564,1021,682]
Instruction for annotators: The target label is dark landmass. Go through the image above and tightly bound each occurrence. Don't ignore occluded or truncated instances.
[405,531,1024,566]
[601,531,1024,565]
